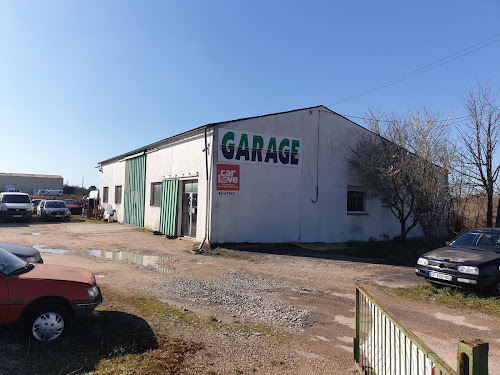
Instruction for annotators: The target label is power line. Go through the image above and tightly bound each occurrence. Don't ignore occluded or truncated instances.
[330,33,500,106]
[341,106,500,126]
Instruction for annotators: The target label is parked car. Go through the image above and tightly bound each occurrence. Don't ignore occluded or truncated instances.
[38,200,71,221]
[0,241,43,263]
[0,246,102,341]
[415,228,500,295]
[31,199,42,214]
[0,192,33,222]
[63,199,82,215]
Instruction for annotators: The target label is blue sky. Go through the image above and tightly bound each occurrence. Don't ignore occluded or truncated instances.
[1,1,499,188]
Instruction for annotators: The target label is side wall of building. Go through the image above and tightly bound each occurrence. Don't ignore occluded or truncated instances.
[0,175,63,193]
[100,161,126,223]
[100,130,213,242]
[144,132,211,240]
[209,107,416,243]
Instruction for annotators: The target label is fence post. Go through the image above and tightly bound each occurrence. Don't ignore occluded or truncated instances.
[457,339,488,375]
[353,287,360,363]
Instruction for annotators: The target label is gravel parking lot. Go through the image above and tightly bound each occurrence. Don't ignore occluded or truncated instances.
[1,220,499,374]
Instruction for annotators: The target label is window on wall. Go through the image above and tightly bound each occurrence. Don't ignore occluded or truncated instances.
[115,186,122,204]
[151,182,162,206]
[103,187,109,203]
[347,191,366,212]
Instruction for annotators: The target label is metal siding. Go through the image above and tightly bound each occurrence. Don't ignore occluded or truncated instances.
[123,155,146,227]
[159,179,179,235]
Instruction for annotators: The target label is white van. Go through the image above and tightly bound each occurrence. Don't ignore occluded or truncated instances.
[46,190,63,196]
[0,192,33,221]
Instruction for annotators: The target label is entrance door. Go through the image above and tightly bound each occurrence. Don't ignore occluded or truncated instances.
[181,180,198,238]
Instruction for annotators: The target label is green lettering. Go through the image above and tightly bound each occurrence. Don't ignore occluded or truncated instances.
[221,131,235,159]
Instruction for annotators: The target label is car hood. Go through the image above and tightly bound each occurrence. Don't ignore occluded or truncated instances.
[424,246,500,265]
[1,203,30,209]
[45,207,69,212]
[0,241,37,257]
[19,264,94,284]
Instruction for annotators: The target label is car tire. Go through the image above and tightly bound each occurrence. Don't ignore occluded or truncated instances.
[28,304,71,341]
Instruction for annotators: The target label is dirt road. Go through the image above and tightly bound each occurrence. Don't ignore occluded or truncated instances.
[1,220,499,374]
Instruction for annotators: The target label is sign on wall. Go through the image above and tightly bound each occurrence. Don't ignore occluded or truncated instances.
[218,129,302,167]
[217,164,240,191]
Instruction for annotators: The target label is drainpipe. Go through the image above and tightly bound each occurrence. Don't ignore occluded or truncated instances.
[311,110,321,203]
[198,125,210,251]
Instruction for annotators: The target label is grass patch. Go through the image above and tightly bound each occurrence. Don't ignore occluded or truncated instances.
[117,290,284,339]
[394,284,500,319]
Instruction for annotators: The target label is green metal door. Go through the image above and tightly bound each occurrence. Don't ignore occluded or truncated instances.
[159,179,179,236]
[123,155,146,227]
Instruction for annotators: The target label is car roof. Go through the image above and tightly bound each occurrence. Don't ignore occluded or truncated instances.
[467,228,500,234]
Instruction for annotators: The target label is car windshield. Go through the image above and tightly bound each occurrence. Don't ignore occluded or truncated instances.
[46,201,66,208]
[0,247,29,275]
[449,231,500,252]
[65,200,78,205]
[1,195,30,203]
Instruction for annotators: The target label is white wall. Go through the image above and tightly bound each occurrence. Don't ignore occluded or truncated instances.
[99,161,126,222]
[209,107,416,243]
[144,132,211,241]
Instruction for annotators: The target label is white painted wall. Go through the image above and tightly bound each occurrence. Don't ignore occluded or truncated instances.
[209,107,418,243]
[99,161,126,222]
[144,131,211,241]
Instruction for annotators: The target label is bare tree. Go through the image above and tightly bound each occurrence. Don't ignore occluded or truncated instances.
[349,109,454,243]
[457,83,500,227]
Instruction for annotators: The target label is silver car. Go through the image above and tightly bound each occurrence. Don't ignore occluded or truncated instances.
[37,200,71,221]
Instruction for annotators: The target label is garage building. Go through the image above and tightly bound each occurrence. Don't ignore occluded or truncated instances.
[98,105,419,244]
[0,173,63,194]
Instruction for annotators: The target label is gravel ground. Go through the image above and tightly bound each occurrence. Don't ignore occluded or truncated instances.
[164,270,309,330]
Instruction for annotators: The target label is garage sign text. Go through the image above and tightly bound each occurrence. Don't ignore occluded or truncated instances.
[218,129,302,167]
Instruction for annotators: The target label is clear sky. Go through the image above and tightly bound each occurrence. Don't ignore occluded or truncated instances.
[1,1,499,188]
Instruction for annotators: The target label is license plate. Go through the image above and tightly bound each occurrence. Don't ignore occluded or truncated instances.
[55,215,62,217]
[12,215,22,218]
[429,271,452,281]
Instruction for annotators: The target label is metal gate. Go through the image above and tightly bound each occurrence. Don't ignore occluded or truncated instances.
[159,179,179,236]
[123,155,146,227]
[354,284,489,375]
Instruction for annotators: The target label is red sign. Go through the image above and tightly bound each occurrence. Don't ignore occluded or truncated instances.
[217,164,240,191]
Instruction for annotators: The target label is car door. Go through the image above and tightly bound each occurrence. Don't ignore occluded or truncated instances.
[0,274,9,322]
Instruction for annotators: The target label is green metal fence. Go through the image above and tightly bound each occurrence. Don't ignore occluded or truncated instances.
[354,283,489,375]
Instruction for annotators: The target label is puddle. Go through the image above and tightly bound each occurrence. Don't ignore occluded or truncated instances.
[31,233,42,236]
[89,249,174,274]
[33,244,69,254]
[75,243,85,245]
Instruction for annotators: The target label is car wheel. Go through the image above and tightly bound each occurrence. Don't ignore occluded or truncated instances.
[28,304,70,341]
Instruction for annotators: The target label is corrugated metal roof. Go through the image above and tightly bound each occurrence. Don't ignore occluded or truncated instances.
[0,173,63,179]
[98,105,337,165]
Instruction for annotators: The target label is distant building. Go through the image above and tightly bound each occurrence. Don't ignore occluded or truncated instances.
[0,173,63,194]
[98,105,421,244]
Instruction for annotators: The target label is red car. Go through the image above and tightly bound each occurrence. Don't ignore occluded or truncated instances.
[63,200,82,215]
[0,246,102,341]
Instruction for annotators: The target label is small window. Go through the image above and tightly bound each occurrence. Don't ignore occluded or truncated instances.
[115,186,122,204]
[150,182,162,206]
[103,187,109,203]
[347,191,365,212]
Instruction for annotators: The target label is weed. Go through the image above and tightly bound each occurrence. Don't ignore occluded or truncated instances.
[393,284,500,319]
